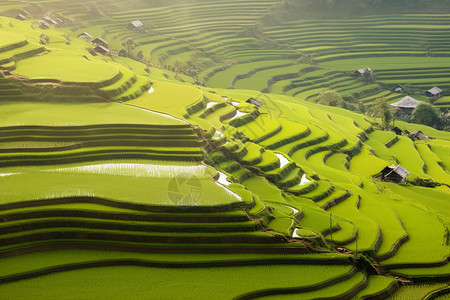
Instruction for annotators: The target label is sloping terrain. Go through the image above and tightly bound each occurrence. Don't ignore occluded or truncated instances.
[0,2,449,299]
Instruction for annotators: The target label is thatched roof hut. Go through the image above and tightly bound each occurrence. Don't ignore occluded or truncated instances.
[390,96,420,114]
[426,86,442,98]
[380,165,409,183]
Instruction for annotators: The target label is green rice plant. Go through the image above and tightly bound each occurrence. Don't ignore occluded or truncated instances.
[349,145,390,176]
[207,59,294,88]
[127,81,203,119]
[0,264,356,300]
[0,165,244,208]
[327,195,380,252]
[324,153,349,171]
[262,270,366,299]
[416,142,450,185]
[390,263,450,279]
[390,283,450,300]
[260,118,310,150]
[427,139,450,170]
[0,102,184,126]
[13,51,120,84]
[376,189,449,266]
[388,136,429,178]
[353,275,398,299]
[355,193,408,259]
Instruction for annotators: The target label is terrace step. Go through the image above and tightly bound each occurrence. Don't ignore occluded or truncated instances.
[114,75,151,101]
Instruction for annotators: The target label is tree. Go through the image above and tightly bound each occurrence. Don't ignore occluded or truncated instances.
[173,60,184,79]
[121,37,139,58]
[411,103,444,128]
[136,50,144,60]
[371,97,395,129]
[183,64,201,84]
[316,90,343,107]
[360,68,375,83]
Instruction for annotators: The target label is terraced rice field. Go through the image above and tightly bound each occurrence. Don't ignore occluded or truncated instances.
[0,1,449,299]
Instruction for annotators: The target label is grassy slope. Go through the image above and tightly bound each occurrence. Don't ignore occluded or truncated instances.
[0,3,449,299]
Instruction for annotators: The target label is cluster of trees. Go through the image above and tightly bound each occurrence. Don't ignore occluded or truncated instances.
[411,103,448,130]
[172,60,201,84]
[316,91,448,131]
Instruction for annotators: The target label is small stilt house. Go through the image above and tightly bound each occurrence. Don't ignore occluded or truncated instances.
[390,96,420,114]
[246,97,264,107]
[380,165,409,183]
[94,45,110,56]
[35,20,50,29]
[129,20,143,30]
[77,32,93,40]
[411,130,430,140]
[392,84,405,93]
[391,126,403,135]
[426,86,442,98]
[91,37,108,49]
[15,14,27,21]
[355,67,372,76]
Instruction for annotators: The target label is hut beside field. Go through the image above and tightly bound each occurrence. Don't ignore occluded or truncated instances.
[391,126,403,135]
[392,84,405,93]
[410,130,430,140]
[43,16,58,26]
[380,165,409,183]
[426,86,442,98]
[15,14,27,21]
[390,96,420,114]
[94,45,110,56]
[246,97,264,107]
[78,32,93,40]
[355,67,372,76]
[129,20,143,30]
[35,19,50,29]
[91,37,108,49]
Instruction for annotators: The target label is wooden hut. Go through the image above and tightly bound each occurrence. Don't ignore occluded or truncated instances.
[246,97,264,107]
[411,130,430,140]
[392,84,405,93]
[390,96,420,114]
[426,86,442,98]
[77,32,93,40]
[391,126,403,135]
[15,14,27,21]
[355,67,372,76]
[128,20,143,30]
[91,37,108,48]
[94,45,110,56]
[35,20,50,29]
[380,165,409,183]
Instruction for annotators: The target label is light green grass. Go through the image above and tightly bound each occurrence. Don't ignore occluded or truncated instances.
[0,102,184,126]
[0,264,355,300]
[127,81,203,118]
[13,51,120,83]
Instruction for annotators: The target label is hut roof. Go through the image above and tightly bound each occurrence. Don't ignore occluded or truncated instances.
[393,165,409,179]
[427,86,442,96]
[15,14,27,21]
[411,130,430,140]
[390,96,420,109]
[381,165,409,180]
[77,32,92,39]
[130,20,143,28]
[356,67,372,75]
[91,37,108,47]
[246,97,264,107]
[94,45,110,54]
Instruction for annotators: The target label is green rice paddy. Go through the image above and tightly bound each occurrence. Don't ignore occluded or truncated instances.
[0,2,449,299]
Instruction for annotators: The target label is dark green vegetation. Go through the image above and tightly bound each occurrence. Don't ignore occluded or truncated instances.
[0,0,449,299]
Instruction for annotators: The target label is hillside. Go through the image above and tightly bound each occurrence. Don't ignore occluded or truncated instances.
[0,1,449,299]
